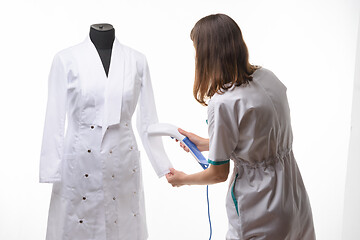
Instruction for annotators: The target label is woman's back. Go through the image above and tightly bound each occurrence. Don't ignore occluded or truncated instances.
[207,67,316,239]
[209,67,293,164]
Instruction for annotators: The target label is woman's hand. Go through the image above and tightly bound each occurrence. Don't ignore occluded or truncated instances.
[177,128,209,152]
[166,168,188,187]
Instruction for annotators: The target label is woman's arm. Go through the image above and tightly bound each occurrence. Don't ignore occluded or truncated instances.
[166,163,229,187]
[167,128,229,187]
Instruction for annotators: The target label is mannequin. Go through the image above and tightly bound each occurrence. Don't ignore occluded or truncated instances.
[90,23,115,77]
[41,22,172,240]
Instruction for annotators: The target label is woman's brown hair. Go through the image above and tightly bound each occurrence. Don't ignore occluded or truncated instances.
[190,14,259,105]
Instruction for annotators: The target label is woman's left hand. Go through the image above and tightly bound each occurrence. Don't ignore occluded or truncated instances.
[166,168,187,187]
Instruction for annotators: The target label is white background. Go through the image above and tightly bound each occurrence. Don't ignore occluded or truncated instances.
[342,8,360,239]
[0,0,359,239]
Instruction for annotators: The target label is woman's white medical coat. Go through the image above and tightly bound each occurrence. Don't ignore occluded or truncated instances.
[207,67,316,239]
[39,36,172,240]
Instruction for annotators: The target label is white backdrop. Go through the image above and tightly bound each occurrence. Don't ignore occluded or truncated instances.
[0,0,359,239]
[342,11,360,239]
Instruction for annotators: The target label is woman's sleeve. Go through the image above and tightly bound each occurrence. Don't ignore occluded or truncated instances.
[207,99,239,165]
[136,56,172,178]
[39,54,68,183]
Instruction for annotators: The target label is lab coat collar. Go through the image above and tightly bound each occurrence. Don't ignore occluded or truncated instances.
[83,35,125,140]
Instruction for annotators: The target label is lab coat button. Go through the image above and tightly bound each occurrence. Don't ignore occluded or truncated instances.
[111,174,115,178]
[90,125,94,129]
[114,220,117,224]
[125,123,128,127]
[85,174,89,178]
[113,197,116,200]
[79,220,83,223]
[82,197,86,200]
[130,146,133,150]
[133,213,137,217]
[109,150,112,154]
[132,169,136,173]
[87,149,91,153]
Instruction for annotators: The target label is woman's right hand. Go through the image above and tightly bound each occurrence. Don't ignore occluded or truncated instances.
[177,128,209,152]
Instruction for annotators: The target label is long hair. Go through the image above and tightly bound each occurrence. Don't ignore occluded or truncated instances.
[190,14,259,106]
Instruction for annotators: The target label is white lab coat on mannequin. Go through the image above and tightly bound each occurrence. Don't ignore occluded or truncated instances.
[39,35,172,240]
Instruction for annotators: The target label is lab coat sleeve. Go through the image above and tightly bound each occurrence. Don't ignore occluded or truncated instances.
[39,53,68,183]
[136,56,172,178]
[207,99,239,164]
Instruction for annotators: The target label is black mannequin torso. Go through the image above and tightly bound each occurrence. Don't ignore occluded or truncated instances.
[90,23,115,77]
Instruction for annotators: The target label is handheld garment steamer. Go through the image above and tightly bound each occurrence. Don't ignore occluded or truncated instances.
[147,123,209,169]
[147,123,212,239]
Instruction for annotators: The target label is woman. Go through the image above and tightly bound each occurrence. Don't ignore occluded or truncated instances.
[166,14,316,239]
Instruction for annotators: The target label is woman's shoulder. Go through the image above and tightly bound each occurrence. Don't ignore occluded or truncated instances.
[208,67,280,104]
[252,66,287,90]
[252,66,277,78]
[209,90,232,106]
[208,87,242,113]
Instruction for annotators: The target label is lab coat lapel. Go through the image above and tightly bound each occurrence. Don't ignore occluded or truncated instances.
[84,36,125,140]
[101,38,125,139]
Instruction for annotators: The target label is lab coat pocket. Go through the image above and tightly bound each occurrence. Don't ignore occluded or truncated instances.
[132,150,141,172]
[231,174,240,216]
[62,153,78,176]
[53,154,77,197]
[62,153,79,187]
[132,150,141,192]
